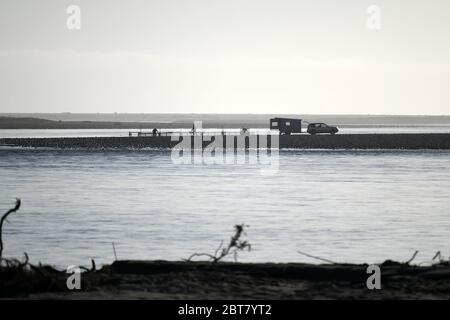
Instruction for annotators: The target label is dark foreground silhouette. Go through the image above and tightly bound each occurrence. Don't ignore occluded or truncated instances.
[1,259,450,299]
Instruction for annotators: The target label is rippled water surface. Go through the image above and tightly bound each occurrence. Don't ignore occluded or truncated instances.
[1,148,449,267]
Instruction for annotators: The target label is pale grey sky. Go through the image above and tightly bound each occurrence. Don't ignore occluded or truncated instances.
[0,0,449,114]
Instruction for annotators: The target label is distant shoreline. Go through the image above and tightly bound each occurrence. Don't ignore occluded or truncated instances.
[0,116,194,130]
[2,114,450,130]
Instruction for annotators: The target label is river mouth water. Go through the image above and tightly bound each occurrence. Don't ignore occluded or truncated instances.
[2,125,450,138]
[0,148,449,268]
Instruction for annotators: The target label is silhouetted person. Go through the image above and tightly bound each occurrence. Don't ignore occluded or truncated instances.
[152,128,158,136]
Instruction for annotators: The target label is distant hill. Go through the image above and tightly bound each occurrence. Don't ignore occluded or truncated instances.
[0,116,269,129]
[0,117,188,129]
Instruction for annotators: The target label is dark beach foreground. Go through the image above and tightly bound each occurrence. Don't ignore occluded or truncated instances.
[2,133,450,149]
[2,260,450,299]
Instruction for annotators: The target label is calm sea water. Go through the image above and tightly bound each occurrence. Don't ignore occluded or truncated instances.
[1,148,449,268]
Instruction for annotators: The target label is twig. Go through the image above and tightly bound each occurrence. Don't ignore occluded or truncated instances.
[186,253,216,262]
[432,251,442,262]
[0,199,21,261]
[214,241,224,258]
[297,250,337,264]
[406,250,419,265]
[91,259,96,272]
[76,259,96,273]
[112,242,118,261]
[20,252,29,268]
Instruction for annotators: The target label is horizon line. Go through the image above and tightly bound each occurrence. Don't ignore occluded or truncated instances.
[2,112,450,117]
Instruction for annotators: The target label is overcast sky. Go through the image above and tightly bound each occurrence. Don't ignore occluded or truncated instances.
[1,0,449,114]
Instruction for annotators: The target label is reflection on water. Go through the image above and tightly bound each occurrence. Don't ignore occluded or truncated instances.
[0,148,449,268]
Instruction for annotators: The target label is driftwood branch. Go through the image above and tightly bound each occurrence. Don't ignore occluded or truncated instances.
[297,250,337,264]
[0,199,21,261]
[187,224,251,263]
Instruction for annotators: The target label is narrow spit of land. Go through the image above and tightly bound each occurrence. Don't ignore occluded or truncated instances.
[2,133,450,149]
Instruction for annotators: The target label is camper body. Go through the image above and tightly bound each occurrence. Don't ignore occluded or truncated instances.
[270,118,302,135]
